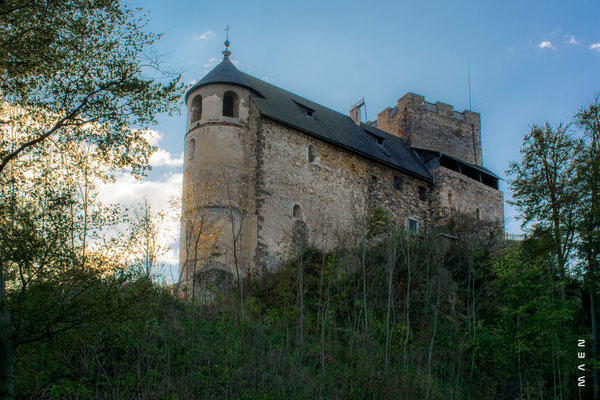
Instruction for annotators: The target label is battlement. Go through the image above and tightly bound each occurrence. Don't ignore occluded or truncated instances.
[376,93,483,166]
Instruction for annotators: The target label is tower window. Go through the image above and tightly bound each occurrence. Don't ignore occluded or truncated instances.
[393,175,402,190]
[418,186,426,201]
[190,95,202,123]
[223,91,239,117]
[476,208,481,221]
[408,218,418,233]
[189,138,196,160]
[308,145,317,163]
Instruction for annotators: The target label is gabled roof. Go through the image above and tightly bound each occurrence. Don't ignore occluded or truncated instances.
[241,73,433,181]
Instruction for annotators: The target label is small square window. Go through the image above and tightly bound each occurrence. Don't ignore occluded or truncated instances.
[393,175,402,190]
[376,137,384,145]
[296,102,315,120]
[408,218,418,233]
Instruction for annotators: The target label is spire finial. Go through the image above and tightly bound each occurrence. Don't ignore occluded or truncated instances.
[222,25,231,57]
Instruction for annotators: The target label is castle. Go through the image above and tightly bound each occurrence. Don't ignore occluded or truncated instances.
[179,42,504,286]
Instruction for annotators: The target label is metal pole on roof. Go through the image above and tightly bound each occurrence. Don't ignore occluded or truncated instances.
[468,60,472,111]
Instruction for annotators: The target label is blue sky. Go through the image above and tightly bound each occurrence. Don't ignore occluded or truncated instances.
[113,0,600,279]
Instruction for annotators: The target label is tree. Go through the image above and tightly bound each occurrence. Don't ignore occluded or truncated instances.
[575,95,600,399]
[127,199,168,279]
[0,1,183,397]
[507,122,581,286]
[0,0,182,176]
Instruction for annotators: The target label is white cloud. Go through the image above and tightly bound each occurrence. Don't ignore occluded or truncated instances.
[150,149,183,168]
[97,172,182,211]
[538,41,556,50]
[141,129,163,146]
[565,35,580,45]
[136,129,182,167]
[193,30,215,41]
[202,56,220,74]
[96,172,183,270]
[590,43,600,52]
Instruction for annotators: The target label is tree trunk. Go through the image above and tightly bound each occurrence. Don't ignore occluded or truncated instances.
[362,245,368,336]
[297,255,304,358]
[591,290,598,400]
[426,263,442,400]
[0,264,14,400]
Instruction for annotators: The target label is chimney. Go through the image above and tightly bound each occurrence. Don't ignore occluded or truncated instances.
[349,106,361,125]
[349,98,365,125]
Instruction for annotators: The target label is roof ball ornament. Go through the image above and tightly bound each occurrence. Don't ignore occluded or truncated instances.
[222,25,232,57]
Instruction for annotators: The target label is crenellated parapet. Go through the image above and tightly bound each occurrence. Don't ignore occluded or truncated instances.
[375,93,483,166]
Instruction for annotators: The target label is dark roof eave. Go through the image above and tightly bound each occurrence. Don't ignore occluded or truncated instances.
[413,147,502,180]
[258,112,433,183]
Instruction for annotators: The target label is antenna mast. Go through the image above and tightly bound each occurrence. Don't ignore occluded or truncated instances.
[468,60,472,111]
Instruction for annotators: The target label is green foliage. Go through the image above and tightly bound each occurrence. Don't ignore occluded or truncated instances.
[476,246,575,398]
[0,2,184,397]
[11,224,588,399]
[506,122,581,277]
[0,0,184,176]
[367,208,391,238]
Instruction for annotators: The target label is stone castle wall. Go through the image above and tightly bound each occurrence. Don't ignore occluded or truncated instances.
[253,104,431,269]
[180,84,504,286]
[376,93,483,166]
[431,166,504,226]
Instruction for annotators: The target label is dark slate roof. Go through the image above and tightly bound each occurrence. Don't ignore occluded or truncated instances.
[185,56,251,102]
[413,148,501,180]
[241,73,433,181]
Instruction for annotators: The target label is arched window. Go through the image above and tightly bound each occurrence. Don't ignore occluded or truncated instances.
[222,91,239,117]
[308,145,317,163]
[189,138,196,160]
[293,204,302,220]
[190,95,202,122]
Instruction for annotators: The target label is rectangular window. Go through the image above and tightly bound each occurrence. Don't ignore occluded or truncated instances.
[418,186,426,201]
[393,175,402,190]
[408,218,418,233]
[476,208,481,221]
[371,175,378,186]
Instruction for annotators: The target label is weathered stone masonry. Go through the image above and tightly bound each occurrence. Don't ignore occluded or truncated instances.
[376,93,483,166]
[179,51,504,285]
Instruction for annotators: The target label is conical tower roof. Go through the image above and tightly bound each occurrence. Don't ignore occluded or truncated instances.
[185,56,251,102]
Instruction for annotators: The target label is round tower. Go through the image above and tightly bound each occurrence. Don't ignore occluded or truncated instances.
[180,41,256,293]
